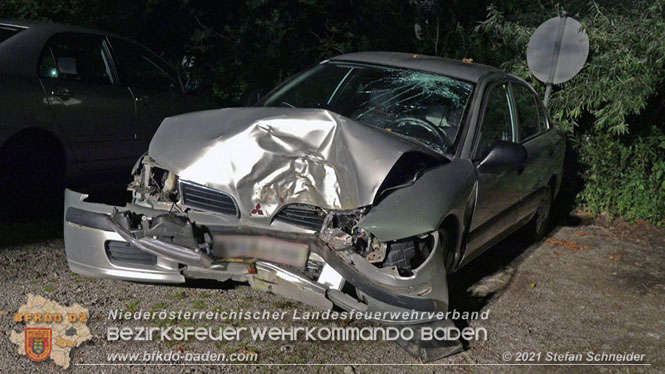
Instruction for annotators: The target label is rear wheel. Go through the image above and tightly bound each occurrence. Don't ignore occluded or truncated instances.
[0,136,65,219]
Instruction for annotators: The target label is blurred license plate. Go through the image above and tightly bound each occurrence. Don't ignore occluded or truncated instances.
[213,235,309,268]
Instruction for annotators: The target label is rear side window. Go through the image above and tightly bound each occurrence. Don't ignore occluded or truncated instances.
[109,38,180,91]
[0,26,24,43]
[512,84,546,140]
[38,33,115,85]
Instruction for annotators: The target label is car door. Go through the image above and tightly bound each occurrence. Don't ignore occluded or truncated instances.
[511,82,558,221]
[466,82,523,254]
[38,32,137,171]
[107,37,192,152]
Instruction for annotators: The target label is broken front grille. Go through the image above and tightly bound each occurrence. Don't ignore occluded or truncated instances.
[179,180,238,217]
[105,240,157,267]
[274,204,326,231]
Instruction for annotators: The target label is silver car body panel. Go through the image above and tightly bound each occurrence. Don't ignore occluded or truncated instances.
[358,158,476,241]
[149,107,438,217]
[63,190,185,283]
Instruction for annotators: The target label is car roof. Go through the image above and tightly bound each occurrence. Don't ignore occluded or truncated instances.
[0,18,127,40]
[329,51,501,83]
[0,18,41,29]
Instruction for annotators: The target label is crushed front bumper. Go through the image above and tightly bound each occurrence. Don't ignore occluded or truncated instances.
[64,190,186,283]
[64,189,450,324]
[64,188,463,360]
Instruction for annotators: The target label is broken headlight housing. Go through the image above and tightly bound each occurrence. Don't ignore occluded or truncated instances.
[319,208,436,277]
[128,155,179,206]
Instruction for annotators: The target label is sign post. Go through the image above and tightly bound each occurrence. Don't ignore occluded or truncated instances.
[527,14,589,107]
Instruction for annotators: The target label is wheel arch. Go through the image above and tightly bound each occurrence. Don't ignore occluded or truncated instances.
[1,127,68,172]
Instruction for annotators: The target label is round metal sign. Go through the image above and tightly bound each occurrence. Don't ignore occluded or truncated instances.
[527,16,589,85]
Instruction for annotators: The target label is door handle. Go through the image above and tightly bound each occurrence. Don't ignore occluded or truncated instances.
[51,88,71,100]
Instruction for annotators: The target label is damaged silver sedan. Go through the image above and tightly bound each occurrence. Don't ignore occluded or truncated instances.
[64,52,565,360]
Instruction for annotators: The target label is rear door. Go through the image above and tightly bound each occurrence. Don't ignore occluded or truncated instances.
[466,82,523,254]
[39,32,138,171]
[107,38,193,151]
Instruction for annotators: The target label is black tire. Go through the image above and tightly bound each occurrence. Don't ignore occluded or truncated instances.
[0,136,65,219]
[527,185,553,242]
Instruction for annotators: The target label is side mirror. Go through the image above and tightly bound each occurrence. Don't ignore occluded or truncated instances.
[184,78,200,94]
[241,88,261,107]
[478,140,527,173]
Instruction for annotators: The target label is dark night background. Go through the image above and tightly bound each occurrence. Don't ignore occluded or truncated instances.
[2,0,664,224]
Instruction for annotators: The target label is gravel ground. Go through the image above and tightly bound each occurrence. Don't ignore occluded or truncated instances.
[0,215,663,373]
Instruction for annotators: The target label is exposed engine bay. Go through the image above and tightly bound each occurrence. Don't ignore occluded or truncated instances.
[122,154,438,280]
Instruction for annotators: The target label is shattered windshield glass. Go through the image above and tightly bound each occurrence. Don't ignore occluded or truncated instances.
[262,62,474,155]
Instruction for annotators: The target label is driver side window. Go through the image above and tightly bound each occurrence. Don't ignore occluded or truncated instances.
[474,84,515,160]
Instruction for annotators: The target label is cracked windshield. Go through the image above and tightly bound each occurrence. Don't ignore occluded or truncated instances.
[263,62,474,154]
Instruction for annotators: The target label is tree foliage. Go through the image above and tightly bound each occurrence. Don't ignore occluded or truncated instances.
[449,1,665,222]
[471,1,665,135]
[181,0,418,104]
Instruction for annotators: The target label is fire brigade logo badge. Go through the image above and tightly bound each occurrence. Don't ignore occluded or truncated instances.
[25,328,52,362]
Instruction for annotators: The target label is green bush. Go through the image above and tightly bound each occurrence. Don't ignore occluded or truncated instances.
[579,128,665,222]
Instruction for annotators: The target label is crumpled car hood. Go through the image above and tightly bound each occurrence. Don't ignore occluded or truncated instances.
[149,107,439,216]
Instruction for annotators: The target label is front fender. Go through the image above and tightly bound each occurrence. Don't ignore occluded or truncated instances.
[357,158,477,242]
